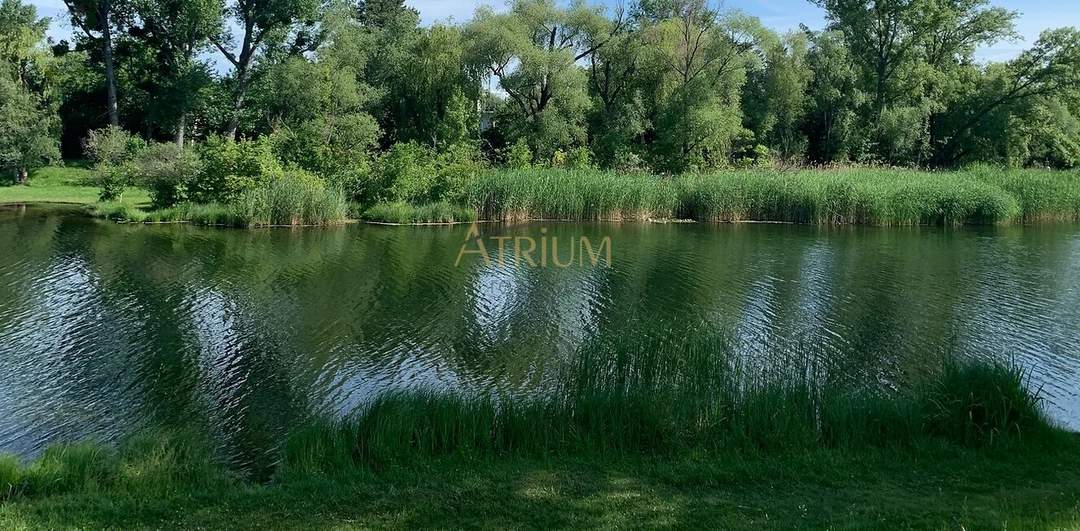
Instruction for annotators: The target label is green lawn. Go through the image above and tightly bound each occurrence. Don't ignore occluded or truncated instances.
[2,445,1079,530]
[0,165,149,207]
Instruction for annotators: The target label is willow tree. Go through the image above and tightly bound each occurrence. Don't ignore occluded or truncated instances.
[465,0,624,159]
[639,0,756,171]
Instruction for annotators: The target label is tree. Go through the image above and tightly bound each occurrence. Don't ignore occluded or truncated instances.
[389,25,480,147]
[0,0,48,84]
[639,0,755,171]
[813,0,1016,164]
[465,0,623,158]
[253,4,381,176]
[0,0,59,182]
[62,0,121,125]
[213,0,319,138]
[586,23,646,168]
[942,28,1080,164]
[803,29,864,163]
[128,0,221,145]
[743,30,812,161]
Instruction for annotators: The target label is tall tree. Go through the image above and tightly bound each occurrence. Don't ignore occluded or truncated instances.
[640,0,755,171]
[802,29,864,163]
[129,0,220,144]
[465,0,623,158]
[213,0,318,138]
[0,0,59,182]
[62,0,121,125]
[743,30,812,161]
[942,28,1080,164]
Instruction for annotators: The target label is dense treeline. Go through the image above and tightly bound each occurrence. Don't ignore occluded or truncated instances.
[2,0,1080,215]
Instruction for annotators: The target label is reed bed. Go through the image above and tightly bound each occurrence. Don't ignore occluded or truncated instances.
[360,201,478,224]
[461,167,1080,225]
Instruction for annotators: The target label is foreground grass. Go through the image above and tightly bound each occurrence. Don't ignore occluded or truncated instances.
[0,350,1074,529]
[0,165,149,207]
[3,444,1080,530]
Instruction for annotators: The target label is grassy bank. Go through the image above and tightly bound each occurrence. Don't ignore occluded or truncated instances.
[92,177,349,227]
[0,166,149,207]
[3,440,1080,529]
[461,166,1080,225]
[7,165,1080,227]
[1,341,1076,528]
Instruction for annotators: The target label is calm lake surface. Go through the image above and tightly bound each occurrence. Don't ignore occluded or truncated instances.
[2,205,1079,468]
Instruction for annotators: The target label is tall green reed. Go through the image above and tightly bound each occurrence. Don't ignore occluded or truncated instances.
[279,333,1055,475]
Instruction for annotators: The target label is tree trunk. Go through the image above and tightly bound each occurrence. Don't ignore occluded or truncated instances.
[17,168,28,185]
[226,63,252,140]
[101,0,119,127]
[176,113,186,146]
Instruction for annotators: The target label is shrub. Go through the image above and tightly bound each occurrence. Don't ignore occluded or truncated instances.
[96,164,129,202]
[565,146,594,170]
[368,142,486,206]
[269,116,379,177]
[84,126,146,166]
[193,136,281,204]
[380,142,439,204]
[506,138,533,169]
[133,143,204,209]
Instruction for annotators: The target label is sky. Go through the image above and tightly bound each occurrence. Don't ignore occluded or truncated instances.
[27,0,1080,68]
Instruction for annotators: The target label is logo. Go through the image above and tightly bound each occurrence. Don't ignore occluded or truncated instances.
[455,224,612,268]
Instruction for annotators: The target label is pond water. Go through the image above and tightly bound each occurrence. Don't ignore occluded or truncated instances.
[1,204,1079,469]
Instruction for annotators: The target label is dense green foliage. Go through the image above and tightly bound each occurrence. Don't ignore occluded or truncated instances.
[2,0,1080,222]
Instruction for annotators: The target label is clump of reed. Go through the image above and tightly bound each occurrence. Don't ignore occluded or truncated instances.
[278,334,1056,476]
[361,201,478,224]
[227,176,348,227]
[0,431,227,501]
[964,165,1080,222]
[466,169,679,222]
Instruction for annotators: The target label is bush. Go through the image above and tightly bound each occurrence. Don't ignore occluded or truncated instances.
[133,143,204,209]
[506,138,533,169]
[366,142,486,206]
[193,136,282,204]
[97,164,129,202]
[84,126,146,166]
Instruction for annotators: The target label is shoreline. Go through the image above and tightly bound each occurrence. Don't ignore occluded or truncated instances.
[5,201,1079,228]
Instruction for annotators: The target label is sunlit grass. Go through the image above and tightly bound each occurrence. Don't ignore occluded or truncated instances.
[0,165,150,207]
